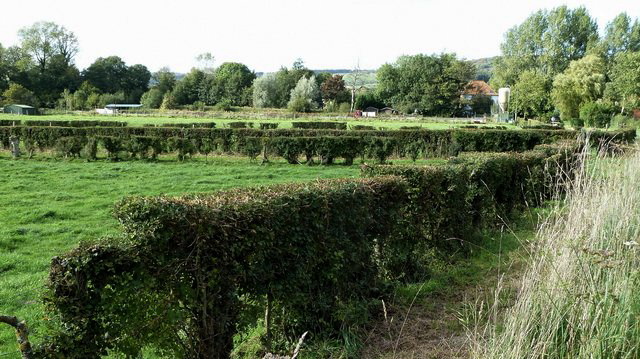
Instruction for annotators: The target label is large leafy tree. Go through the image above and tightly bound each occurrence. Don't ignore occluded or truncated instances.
[510,70,553,119]
[602,13,640,59]
[201,62,255,106]
[252,73,279,108]
[83,56,150,103]
[552,54,606,120]
[171,68,207,106]
[605,51,640,112]
[1,83,37,105]
[287,75,320,112]
[18,21,79,72]
[320,75,349,104]
[492,6,598,88]
[377,53,475,116]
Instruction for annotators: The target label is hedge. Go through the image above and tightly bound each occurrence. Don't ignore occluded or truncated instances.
[291,121,347,130]
[0,125,633,162]
[23,120,127,127]
[41,177,408,358]
[36,142,580,358]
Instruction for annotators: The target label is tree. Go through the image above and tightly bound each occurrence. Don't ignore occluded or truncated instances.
[252,73,278,108]
[288,76,319,112]
[161,91,177,110]
[141,88,164,109]
[552,54,606,120]
[492,6,598,88]
[320,75,348,104]
[196,53,215,74]
[377,53,475,116]
[511,70,553,119]
[602,13,640,58]
[346,62,366,112]
[18,22,78,72]
[153,67,176,95]
[2,83,37,105]
[201,62,255,106]
[122,64,151,103]
[83,56,128,94]
[606,51,640,112]
[172,68,207,106]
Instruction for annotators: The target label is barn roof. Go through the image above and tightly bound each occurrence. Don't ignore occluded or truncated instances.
[463,81,497,96]
[8,104,35,109]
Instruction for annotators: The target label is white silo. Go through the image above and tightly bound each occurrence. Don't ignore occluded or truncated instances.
[498,88,510,113]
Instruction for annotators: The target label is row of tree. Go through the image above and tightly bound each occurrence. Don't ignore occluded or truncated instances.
[493,7,640,124]
[0,22,152,108]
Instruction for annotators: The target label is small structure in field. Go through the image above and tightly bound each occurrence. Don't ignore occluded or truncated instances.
[3,104,37,115]
[362,106,379,117]
[379,107,399,115]
[96,104,143,115]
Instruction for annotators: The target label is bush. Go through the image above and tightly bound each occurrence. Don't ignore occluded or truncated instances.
[43,178,407,358]
[55,136,87,158]
[580,102,615,128]
[291,122,347,130]
[259,122,279,130]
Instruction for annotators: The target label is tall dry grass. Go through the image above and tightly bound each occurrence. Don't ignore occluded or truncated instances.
[470,147,640,358]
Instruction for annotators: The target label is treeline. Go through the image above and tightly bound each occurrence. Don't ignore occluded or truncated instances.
[0,22,151,108]
[492,7,640,127]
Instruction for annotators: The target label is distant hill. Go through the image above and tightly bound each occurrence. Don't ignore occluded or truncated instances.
[470,57,498,82]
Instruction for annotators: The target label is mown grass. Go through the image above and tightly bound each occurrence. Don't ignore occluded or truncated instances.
[0,112,518,130]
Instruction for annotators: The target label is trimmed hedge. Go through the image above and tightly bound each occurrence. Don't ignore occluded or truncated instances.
[42,177,408,358]
[0,125,633,162]
[38,142,580,358]
[0,119,21,126]
[23,120,127,127]
[291,121,347,130]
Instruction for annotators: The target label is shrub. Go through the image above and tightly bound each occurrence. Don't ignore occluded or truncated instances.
[43,178,407,358]
[259,122,279,130]
[55,136,87,158]
[291,122,347,130]
[580,102,615,128]
[99,136,124,161]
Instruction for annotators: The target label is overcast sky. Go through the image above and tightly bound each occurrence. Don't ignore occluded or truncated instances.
[1,0,639,73]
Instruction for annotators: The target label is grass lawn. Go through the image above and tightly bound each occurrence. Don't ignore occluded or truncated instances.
[0,112,519,130]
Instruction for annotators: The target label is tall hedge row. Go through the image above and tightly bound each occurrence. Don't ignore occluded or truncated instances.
[38,142,580,358]
[2,126,631,162]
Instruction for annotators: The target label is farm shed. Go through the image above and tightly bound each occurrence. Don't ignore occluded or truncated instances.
[3,104,37,115]
[363,106,379,117]
[380,107,399,115]
[97,104,143,115]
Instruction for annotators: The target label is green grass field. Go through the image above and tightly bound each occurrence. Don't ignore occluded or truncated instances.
[0,112,519,130]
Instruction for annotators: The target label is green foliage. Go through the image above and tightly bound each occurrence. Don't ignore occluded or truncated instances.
[377,53,475,116]
[492,6,599,88]
[43,178,407,358]
[511,70,553,119]
[141,88,164,109]
[2,83,37,106]
[291,122,347,130]
[287,76,320,112]
[605,51,640,112]
[54,136,86,158]
[579,102,616,128]
[552,54,606,120]
[38,143,578,358]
